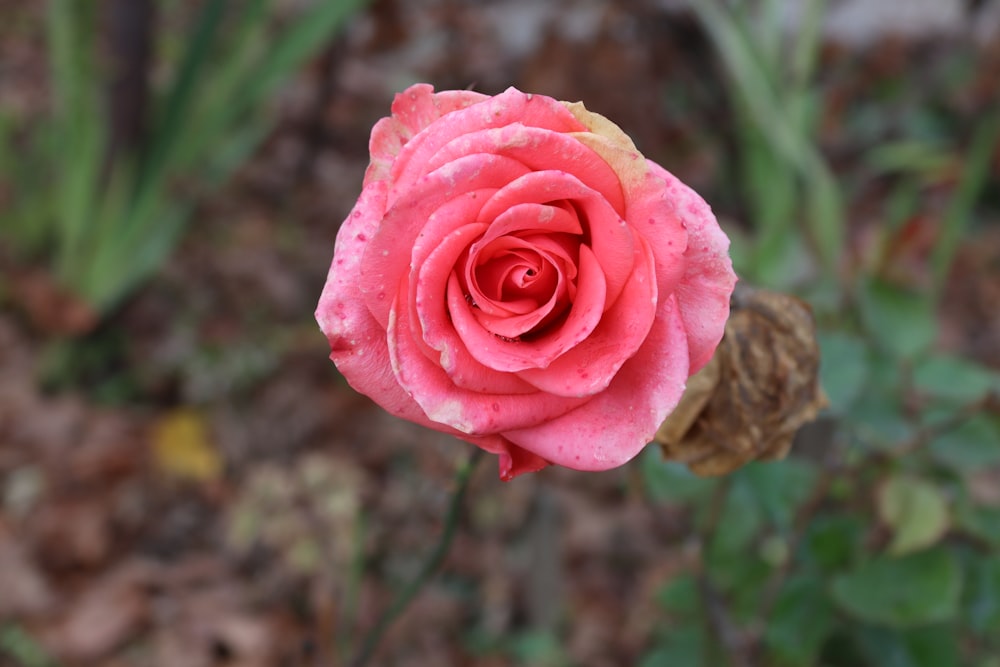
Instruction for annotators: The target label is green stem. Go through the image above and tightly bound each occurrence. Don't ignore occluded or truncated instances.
[349,447,484,667]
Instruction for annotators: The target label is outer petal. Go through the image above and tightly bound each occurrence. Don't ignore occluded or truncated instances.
[387,88,587,207]
[316,181,445,427]
[561,100,649,193]
[504,293,690,470]
[647,161,737,373]
[390,84,490,137]
[424,124,627,216]
[462,433,550,481]
[366,84,489,185]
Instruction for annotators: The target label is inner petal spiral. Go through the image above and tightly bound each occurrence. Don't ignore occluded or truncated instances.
[462,234,577,340]
[475,245,556,309]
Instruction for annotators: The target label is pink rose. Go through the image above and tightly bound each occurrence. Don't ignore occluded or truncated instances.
[317,84,736,480]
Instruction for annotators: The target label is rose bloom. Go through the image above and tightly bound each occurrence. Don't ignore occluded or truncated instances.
[317,84,736,480]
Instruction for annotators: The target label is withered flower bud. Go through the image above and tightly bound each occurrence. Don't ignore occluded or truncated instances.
[655,284,826,476]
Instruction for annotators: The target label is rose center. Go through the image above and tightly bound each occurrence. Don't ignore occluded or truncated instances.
[474,247,556,306]
[459,232,579,339]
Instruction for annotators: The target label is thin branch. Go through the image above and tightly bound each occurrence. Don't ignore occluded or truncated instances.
[697,573,753,667]
[695,477,753,667]
[349,448,484,667]
[750,459,840,642]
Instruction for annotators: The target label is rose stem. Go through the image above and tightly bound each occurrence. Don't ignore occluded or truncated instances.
[349,446,484,667]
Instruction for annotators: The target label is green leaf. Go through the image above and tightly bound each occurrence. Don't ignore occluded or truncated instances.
[848,350,913,450]
[857,278,937,359]
[818,331,869,413]
[849,391,914,451]
[764,575,836,666]
[932,112,1000,293]
[640,448,718,504]
[640,624,706,667]
[955,503,1000,549]
[801,514,865,572]
[509,630,569,667]
[866,140,954,176]
[928,414,1000,472]
[0,624,57,667]
[688,0,843,279]
[877,476,950,556]
[831,548,962,627]
[741,460,818,531]
[709,479,763,557]
[852,624,959,667]
[705,480,770,611]
[912,354,996,405]
[47,0,104,281]
[656,574,701,616]
[963,552,1000,636]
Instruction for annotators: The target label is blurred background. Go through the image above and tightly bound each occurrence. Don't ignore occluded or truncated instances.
[1,0,999,665]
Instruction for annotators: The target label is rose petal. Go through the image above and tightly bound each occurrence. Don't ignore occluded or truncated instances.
[388,293,589,435]
[647,162,736,373]
[410,188,497,271]
[361,153,532,328]
[467,241,556,314]
[471,276,565,339]
[388,88,587,208]
[474,201,583,241]
[514,233,657,397]
[561,99,649,194]
[504,293,690,470]
[448,245,607,373]
[366,84,489,186]
[413,222,538,395]
[478,171,635,306]
[466,433,550,481]
[317,181,387,364]
[468,235,576,338]
[390,83,490,137]
[366,116,409,185]
[424,124,627,215]
[317,182,461,428]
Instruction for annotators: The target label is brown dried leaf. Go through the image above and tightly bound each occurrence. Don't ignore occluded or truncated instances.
[28,496,114,570]
[0,520,54,617]
[656,285,827,476]
[7,267,98,336]
[45,561,159,662]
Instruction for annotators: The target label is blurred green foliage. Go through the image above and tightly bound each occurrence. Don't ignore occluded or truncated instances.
[0,0,363,318]
[0,625,57,667]
[642,1,1000,665]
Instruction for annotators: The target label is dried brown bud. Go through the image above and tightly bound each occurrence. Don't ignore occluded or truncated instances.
[655,284,827,476]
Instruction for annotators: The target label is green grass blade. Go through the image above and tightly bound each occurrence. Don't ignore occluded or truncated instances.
[130,0,227,208]
[46,0,104,284]
[189,0,367,163]
[791,0,826,89]
[171,0,273,169]
[236,0,365,109]
[758,0,785,68]
[692,0,843,280]
[931,112,1000,293]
